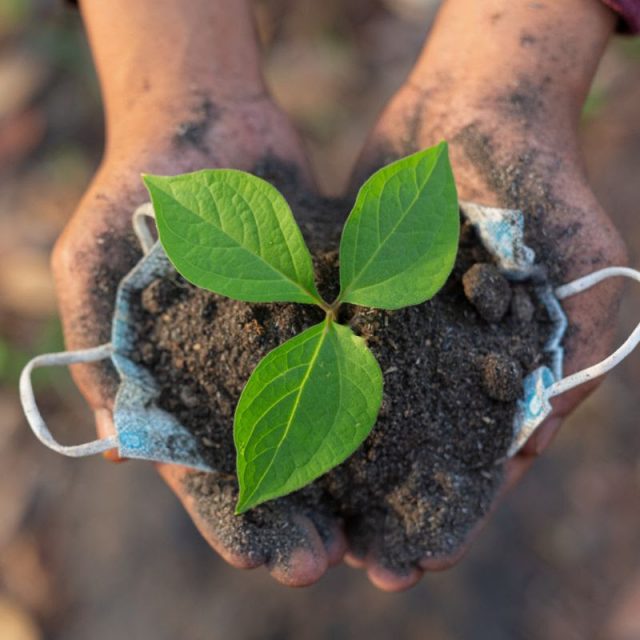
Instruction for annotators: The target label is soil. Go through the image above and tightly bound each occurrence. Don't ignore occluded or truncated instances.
[128,175,553,573]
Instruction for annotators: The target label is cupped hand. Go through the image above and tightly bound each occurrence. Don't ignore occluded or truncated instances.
[51,95,346,587]
[347,0,628,591]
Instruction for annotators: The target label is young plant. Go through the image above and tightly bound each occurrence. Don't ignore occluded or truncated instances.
[143,142,459,513]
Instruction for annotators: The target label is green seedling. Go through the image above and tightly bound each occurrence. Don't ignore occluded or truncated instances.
[143,142,459,513]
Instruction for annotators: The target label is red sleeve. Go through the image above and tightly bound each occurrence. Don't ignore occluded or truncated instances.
[602,0,640,33]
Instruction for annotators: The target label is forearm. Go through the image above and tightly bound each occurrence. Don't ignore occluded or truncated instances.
[78,0,265,152]
[410,0,615,130]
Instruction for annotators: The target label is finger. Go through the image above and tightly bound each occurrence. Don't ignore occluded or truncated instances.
[94,408,126,463]
[266,514,328,587]
[504,454,536,493]
[302,509,347,567]
[158,465,329,585]
[325,528,348,568]
[344,551,367,569]
[309,519,347,568]
[366,560,422,593]
[518,416,563,458]
[268,544,328,588]
[419,544,470,572]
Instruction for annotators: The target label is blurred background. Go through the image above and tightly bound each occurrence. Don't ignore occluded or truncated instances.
[1,0,640,638]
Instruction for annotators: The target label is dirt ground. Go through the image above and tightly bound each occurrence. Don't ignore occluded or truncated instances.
[1,1,640,639]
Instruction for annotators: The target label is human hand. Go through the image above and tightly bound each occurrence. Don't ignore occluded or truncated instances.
[51,0,345,587]
[349,0,628,591]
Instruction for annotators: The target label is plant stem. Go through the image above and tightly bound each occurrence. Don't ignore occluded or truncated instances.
[317,299,333,315]
[323,300,342,322]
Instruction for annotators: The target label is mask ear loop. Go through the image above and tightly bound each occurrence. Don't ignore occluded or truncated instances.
[19,344,117,456]
[19,202,158,458]
[132,202,156,255]
[547,267,640,399]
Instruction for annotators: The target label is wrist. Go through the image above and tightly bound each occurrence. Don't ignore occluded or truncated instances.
[99,95,313,187]
[103,89,233,159]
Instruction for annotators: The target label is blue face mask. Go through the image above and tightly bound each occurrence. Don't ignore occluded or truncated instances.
[19,202,640,466]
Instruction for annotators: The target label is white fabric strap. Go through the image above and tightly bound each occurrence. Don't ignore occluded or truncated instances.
[132,202,156,255]
[548,267,640,399]
[19,206,155,460]
[19,343,118,457]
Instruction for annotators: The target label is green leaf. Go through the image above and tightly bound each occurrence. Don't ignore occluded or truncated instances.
[338,142,459,309]
[234,319,382,513]
[143,169,324,305]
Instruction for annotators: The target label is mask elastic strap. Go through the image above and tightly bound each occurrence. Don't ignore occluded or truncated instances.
[19,204,158,458]
[547,267,640,399]
[19,343,118,456]
[132,202,156,255]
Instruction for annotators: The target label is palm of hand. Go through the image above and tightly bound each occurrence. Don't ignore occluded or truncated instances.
[53,71,627,591]
[345,80,627,589]
[52,97,344,587]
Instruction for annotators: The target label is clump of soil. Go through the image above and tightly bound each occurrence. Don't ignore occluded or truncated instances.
[129,186,552,573]
[462,263,512,323]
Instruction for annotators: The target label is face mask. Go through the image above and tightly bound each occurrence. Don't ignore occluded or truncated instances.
[460,202,640,456]
[19,202,640,465]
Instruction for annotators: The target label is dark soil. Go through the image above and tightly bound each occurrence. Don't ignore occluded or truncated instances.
[127,176,553,573]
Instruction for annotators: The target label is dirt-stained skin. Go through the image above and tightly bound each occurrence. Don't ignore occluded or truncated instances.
[119,162,553,571]
[173,97,220,152]
[52,0,628,590]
